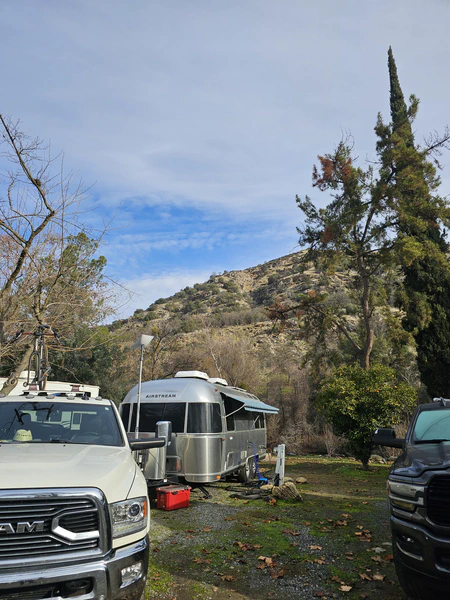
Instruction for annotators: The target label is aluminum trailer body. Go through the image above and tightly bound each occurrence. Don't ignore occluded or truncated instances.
[120,372,278,484]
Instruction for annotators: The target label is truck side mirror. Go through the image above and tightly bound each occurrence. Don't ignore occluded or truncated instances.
[156,420,172,446]
[129,437,166,451]
[372,428,405,448]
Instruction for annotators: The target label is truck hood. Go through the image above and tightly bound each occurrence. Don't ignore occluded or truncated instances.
[393,442,450,478]
[0,443,137,503]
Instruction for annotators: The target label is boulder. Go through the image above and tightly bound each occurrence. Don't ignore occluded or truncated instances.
[271,481,303,501]
[369,454,386,464]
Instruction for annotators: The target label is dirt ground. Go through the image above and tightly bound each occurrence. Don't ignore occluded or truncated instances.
[145,457,408,600]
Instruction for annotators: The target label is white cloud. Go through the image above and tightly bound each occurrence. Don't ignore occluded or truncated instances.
[3,0,449,220]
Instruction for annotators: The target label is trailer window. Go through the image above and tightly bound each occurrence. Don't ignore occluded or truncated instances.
[223,395,241,432]
[254,413,265,429]
[187,403,222,434]
[234,412,253,431]
[121,403,186,433]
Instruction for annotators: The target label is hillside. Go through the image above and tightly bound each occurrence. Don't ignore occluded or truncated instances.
[110,251,352,341]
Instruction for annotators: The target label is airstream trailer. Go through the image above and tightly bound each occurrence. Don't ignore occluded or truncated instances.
[120,371,279,485]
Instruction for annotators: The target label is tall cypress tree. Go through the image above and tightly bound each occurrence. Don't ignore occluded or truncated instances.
[377,48,450,397]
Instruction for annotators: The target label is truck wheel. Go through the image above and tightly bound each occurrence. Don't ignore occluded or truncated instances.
[238,457,256,483]
[394,544,439,600]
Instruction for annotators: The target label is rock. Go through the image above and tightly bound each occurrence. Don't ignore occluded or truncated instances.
[260,484,273,492]
[271,481,303,501]
[283,476,294,483]
[295,477,308,484]
[369,454,385,463]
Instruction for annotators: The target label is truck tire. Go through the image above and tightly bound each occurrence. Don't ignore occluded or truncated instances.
[394,544,440,600]
[238,456,256,483]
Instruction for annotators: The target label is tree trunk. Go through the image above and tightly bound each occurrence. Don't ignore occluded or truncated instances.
[358,254,374,370]
[1,344,33,395]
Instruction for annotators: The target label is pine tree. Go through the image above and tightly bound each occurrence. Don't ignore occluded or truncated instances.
[378,48,450,397]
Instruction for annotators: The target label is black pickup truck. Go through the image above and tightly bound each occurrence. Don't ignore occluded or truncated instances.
[373,397,450,599]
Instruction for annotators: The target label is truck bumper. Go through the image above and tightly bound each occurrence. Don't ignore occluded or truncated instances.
[392,515,450,580]
[0,535,149,600]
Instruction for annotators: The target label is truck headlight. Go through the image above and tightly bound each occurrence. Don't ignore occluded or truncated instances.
[110,497,148,538]
[388,480,424,512]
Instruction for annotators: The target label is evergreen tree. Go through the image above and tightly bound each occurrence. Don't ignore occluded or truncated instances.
[377,48,450,396]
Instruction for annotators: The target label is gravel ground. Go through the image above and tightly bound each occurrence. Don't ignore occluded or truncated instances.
[145,459,407,600]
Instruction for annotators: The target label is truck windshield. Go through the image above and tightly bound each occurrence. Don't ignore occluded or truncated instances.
[413,410,450,443]
[0,401,123,446]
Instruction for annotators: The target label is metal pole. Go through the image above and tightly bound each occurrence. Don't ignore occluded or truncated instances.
[135,343,144,439]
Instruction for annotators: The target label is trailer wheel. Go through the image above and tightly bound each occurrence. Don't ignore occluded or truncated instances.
[238,456,256,483]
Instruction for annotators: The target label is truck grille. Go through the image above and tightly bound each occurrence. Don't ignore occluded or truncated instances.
[427,475,450,526]
[0,496,100,560]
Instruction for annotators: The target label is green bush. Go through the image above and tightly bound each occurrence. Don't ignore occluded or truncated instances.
[316,364,417,467]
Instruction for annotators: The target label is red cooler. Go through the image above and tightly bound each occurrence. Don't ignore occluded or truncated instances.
[156,485,191,510]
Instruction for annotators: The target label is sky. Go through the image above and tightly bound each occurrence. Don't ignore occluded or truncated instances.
[1,0,449,318]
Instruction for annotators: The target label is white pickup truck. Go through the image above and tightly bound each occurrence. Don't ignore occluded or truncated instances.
[0,389,164,600]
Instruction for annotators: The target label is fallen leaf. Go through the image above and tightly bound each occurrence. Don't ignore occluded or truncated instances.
[220,575,236,582]
[271,570,285,579]
[372,573,385,581]
[309,545,323,550]
[371,556,382,563]
[339,585,352,592]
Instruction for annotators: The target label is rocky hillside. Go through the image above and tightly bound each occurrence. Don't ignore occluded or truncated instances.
[109,251,352,346]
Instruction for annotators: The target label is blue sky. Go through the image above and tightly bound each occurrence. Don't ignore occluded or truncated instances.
[1,1,449,317]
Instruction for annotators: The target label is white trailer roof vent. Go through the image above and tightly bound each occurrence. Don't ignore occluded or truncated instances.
[208,377,228,386]
[175,370,209,381]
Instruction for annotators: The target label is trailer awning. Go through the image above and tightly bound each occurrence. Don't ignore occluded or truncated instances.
[222,391,279,414]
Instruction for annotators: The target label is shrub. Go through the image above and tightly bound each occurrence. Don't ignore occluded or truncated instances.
[316,364,417,467]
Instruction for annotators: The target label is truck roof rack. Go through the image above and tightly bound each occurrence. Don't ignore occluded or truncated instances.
[433,397,450,407]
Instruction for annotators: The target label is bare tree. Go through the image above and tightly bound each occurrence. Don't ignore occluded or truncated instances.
[0,115,115,393]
